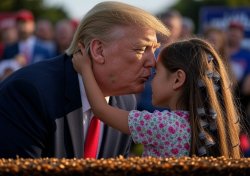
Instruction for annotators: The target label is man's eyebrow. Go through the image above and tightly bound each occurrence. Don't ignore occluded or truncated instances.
[154,42,161,48]
[135,41,161,48]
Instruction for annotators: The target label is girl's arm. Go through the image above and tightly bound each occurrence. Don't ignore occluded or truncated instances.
[72,44,130,134]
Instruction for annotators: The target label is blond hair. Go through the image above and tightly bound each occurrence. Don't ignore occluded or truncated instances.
[66,1,170,55]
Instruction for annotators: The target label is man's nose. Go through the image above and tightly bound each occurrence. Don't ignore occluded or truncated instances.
[144,52,156,68]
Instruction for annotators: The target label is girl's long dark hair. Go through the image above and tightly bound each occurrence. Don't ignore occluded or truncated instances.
[159,38,241,158]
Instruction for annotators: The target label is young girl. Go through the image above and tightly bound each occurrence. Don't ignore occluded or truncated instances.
[72,38,241,158]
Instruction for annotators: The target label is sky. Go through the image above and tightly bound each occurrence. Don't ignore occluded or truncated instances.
[44,0,178,20]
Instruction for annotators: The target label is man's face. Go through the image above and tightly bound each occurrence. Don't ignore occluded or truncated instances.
[163,17,182,42]
[227,28,244,46]
[17,20,35,40]
[93,25,158,96]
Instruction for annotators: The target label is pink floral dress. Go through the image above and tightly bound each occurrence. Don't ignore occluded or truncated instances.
[128,110,191,157]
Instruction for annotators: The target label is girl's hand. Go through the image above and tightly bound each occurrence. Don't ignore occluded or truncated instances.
[72,43,92,74]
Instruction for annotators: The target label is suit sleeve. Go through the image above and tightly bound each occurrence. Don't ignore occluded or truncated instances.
[0,79,52,158]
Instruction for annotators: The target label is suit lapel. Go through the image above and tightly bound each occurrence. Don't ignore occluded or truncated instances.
[66,109,84,158]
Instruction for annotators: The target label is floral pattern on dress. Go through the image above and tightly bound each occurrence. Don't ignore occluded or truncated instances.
[128,110,191,157]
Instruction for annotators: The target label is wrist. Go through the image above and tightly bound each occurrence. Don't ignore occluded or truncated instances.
[81,66,92,74]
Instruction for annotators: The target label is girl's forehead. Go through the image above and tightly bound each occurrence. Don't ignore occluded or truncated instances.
[155,59,163,69]
[155,56,161,64]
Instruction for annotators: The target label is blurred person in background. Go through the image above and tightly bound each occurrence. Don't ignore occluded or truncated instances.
[203,26,236,88]
[0,18,18,58]
[70,19,79,32]
[35,19,56,57]
[180,17,194,39]
[203,26,228,60]
[227,21,250,84]
[226,21,250,157]
[158,10,183,45]
[0,9,52,81]
[203,26,231,72]
[54,19,75,55]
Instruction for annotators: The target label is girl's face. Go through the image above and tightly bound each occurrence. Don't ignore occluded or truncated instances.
[151,60,177,108]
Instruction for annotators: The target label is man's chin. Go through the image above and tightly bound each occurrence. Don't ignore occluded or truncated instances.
[132,84,145,94]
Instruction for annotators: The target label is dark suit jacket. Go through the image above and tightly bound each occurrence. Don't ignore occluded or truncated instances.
[0,54,134,158]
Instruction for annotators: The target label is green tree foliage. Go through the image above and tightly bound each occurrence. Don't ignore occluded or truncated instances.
[227,0,250,6]
[0,0,69,23]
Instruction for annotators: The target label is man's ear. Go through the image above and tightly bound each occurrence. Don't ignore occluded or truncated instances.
[173,69,186,90]
[89,39,105,64]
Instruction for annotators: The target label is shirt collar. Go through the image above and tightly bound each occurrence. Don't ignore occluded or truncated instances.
[20,36,35,46]
[78,74,110,113]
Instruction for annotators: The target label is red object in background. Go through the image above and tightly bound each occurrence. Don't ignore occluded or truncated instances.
[0,12,15,21]
[0,13,15,59]
[16,10,34,21]
[0,43,4,59]
[228,21,244,32]
[240,134,250,152]
[70,19,79,32]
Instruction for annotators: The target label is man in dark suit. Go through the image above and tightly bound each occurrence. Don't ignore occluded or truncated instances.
[0,10,53,81]
[0,1,170,158]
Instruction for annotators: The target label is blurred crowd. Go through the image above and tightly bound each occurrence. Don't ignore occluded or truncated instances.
[0,9,78,80]
[1,8,250,157]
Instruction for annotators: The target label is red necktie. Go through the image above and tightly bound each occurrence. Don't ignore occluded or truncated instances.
[84,116,100,158]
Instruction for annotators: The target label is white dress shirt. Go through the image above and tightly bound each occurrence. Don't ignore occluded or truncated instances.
[78,74,110,157]
[19,36,35,63]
